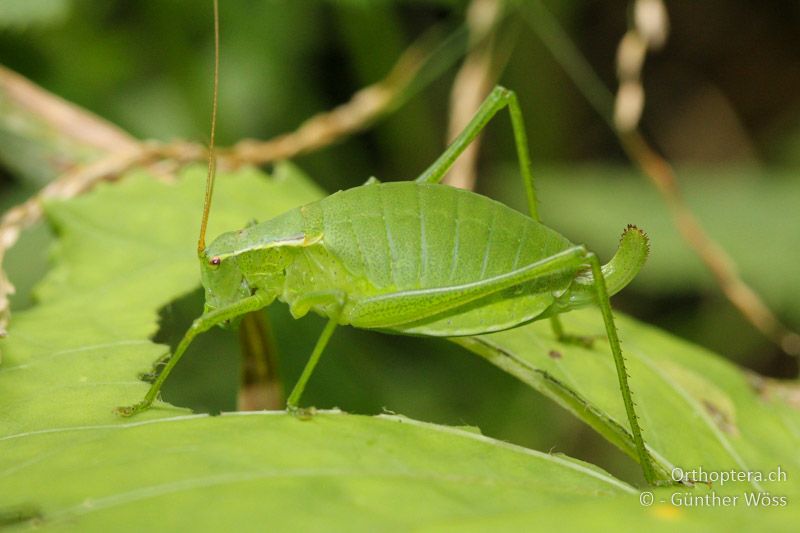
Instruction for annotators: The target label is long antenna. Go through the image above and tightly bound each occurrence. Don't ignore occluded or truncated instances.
[198,0,220,255]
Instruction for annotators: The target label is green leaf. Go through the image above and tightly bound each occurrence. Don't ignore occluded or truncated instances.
[1,165,798,528]
[3,410,639,529]
[457,310,800,494]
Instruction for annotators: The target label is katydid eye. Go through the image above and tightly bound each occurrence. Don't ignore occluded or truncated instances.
[210,256,221,266]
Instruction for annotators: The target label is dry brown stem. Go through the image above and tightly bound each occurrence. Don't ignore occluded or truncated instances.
[443,0,504,190]
[612,1,799,356]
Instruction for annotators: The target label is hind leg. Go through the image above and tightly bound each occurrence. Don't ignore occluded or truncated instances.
[584,252,659,485]
[415,86,540,222]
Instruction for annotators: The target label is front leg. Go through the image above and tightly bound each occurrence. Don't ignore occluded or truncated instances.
[116,290,273,417]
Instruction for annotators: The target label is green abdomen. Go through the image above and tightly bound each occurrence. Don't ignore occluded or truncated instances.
[315,182,572,292]
[282,182,577,335]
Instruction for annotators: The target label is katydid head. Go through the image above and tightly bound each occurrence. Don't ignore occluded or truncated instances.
[199,227,302,315]
[199,250,250,316]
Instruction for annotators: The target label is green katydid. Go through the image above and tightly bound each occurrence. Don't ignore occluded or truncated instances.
[117,1,660,486]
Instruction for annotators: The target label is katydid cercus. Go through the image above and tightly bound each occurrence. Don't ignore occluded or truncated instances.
[116,3,660,487]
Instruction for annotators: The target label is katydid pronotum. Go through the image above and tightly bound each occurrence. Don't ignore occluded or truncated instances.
[117,1,660,486]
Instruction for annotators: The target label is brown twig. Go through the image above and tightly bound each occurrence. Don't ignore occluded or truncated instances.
[0,64,139,154]
[523,0,800,357]
[0,64,140,185]
[613,1,799,356]
[618,130,800,356]
[443,0,504,190]
[237,311,283,411]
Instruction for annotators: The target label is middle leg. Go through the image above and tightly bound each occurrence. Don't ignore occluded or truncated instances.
[285,290,346,414]
[549,315,596,348]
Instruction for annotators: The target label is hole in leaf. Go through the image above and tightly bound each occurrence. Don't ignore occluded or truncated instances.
[152,288,240,414]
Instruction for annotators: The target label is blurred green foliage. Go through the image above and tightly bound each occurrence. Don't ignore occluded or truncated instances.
[0,0,69,29]
[1,0,798,486]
